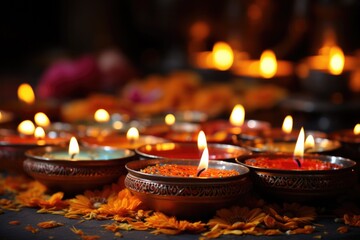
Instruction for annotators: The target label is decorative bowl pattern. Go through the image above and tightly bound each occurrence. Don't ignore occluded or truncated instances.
[236,153,357,201]
[24,146,136,193]
[125,159,252,219]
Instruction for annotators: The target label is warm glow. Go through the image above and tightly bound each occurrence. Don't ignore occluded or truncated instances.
[197,146,209,175]
[304,135,315,150]
[34,112,50,127]
[328,46,345,75]
[259,50,277,78]
[34,127,45,139]
[197,130,207,152]
[282,115,293,134]
[229,104,245,127]
[212,42,234,71]
[294,127,305,157]
[112,121,123,130]
[94,109,110,123]
[18,120,35,136]
[165,113,176,126]
[354,124,360,135]
[126,127,139,143]
[68,137,80,157]
[18,83,35,105]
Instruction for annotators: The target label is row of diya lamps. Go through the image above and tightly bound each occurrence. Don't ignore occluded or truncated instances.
[192,41,360,99]
[0,105,359,219]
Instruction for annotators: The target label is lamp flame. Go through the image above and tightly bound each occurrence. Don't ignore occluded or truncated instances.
[34,127,45,139]
[18,83,35,105]
[18,120,35,136]
[197,130,207,152]
[282,115,293,134]
[127,127,139,143]
[68,137,80,159]
[259,50,277,78]
[294,127,305,158]
[94,109,110,123]
[328,46,344,75]
[212,42,234,71]
[34,112,50,127]
[304,134,315,152]
[165,113,176,126]
[197,146,209,177]
[229,104,245,127]
[354,124,360,135]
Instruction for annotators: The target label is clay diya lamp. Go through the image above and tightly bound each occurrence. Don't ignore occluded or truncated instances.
[201,104,271,143]
[81,127,166,150]
[0,120,71,174]
[236,128,357,201]
[136,130,251,162]
[231,50,294,88]
[125,146,252,219]
[23,137,136,193]
[236,115,326,142]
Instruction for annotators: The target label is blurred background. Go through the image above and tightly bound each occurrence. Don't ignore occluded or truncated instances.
[1,0,360,131]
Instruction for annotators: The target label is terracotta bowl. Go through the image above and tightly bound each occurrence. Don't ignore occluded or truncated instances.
[24,146,136,193]
[125,159,252,219]
[236,153,357,201]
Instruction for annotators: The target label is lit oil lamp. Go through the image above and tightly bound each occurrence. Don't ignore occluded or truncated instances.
[136,131,251,162]
[201,104,271,143]
[125,141,251,218]
[231,50,294,87]
[243,126,340,154]
[23,136,136,193]
[0,120,71,174]
[239,115,326,142]
[1,83,60,122]
[237,127,357,201]
[297,44,356,99]
[81,126,166,150]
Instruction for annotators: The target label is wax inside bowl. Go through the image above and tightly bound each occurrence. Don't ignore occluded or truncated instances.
[135,142,251,161]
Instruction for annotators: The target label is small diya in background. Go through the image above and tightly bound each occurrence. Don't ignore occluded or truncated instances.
[236,128,357,201]
[125,146,252,219]
[201,104,271,143]
[231,49,294,88]
[0,120,71,174]
[81,127,167,150]
[297,45,357,99]
[23,137,136,193]
[236,115,326,142]
[136,131,251,162]
[0,83,60,123]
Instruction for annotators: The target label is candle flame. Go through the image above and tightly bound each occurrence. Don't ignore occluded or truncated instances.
[127,127,139,143]
[197,130,207,152]
[212,42,234,71]
[328,46,344,75]
[354,123,360,135]
[304,134,315,151]
[229,104,245,127]
[69,137,80,158]
[294,127,305,158]
[282,115,293,134]
[259,50,277,78]
[34,112,50,127]
[18,120,35,136]
[165,113,176,126]
[34,127,45,139]
[197,146,209,176]
[18,83,35,105]
[94,109,110,123]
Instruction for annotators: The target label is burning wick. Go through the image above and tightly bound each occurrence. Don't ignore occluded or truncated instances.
[294,158,301,168]
[70,153,77,160]
[196,168,206,177]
